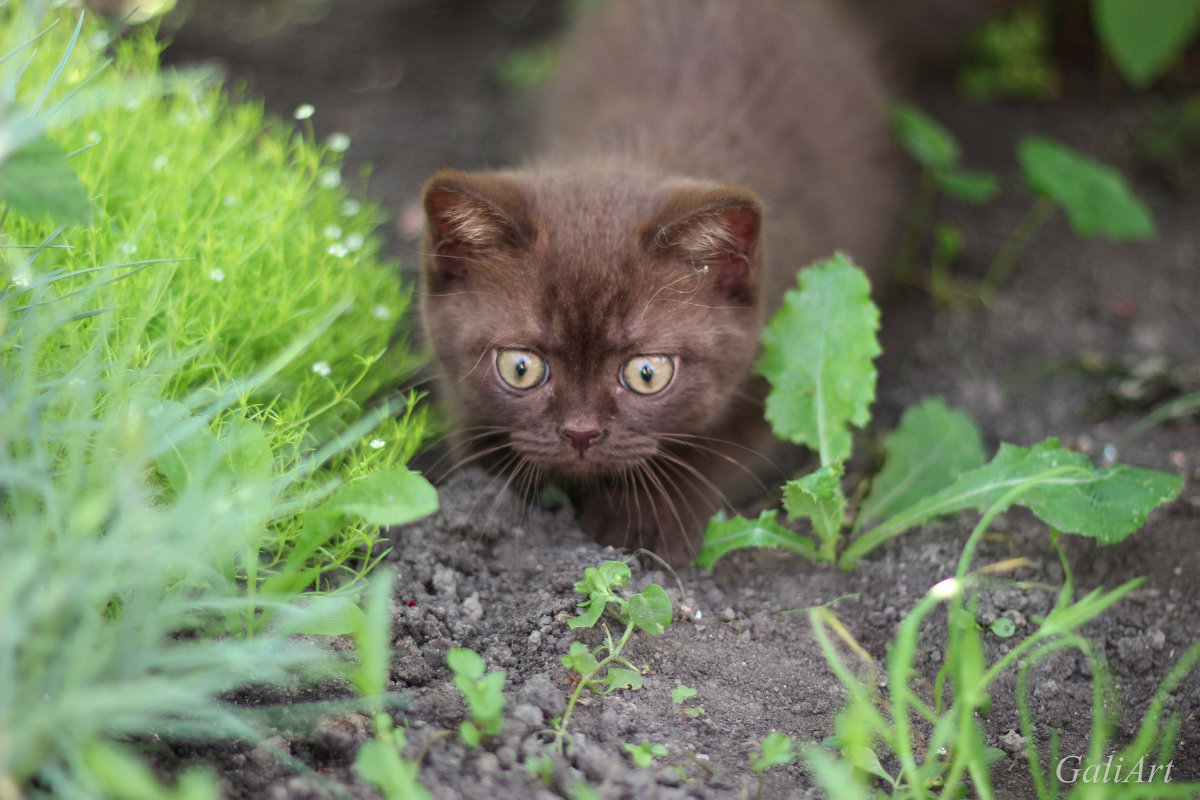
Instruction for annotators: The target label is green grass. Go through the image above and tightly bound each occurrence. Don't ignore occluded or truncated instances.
[1,3,435,795]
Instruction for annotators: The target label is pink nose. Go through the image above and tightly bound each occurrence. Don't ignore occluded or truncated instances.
[559,427,605,455]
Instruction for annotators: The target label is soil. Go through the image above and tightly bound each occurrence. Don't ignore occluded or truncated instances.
[154,1,1200,797]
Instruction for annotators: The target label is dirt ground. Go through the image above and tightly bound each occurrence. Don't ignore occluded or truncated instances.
[155,1,1200,797]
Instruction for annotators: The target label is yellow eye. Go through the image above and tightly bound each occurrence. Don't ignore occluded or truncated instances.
[496,349,547,390]
[621,355,675,395]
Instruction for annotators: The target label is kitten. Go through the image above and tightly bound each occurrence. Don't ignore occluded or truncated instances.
[419,0,957,564]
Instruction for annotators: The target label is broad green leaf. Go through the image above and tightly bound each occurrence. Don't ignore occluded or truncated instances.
[222,417,273,485]
[854,398,986,532]
[783,466,846,547]
[0,136,92,226]
[934,167,1001,204]
[1018,136,1154,240]
[280,594,364,637]
[892,104,960,169]
[604,668,643,691]
[1094,0,1200,88]
[671,685,698,705]
[843,439,1183,563]
[323,468,438,526]
[758,255,880,466]
[562,641,599,676]
[568,561,631,629]
[696,510,819,570]
[446,648,485,681]
[624,583,672,635]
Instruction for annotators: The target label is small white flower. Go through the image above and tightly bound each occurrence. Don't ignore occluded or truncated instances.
[312,360,332,377]
[86,131,102,145]
[123,97,141,112]
[327,243,349,259]
[116,242,138,258]
[323,224,343,240]
[340,199,362,217]
[318,169,342,189]
[294,103,315,120]
[327,132,351,152]
[209,268,226,282]
[151,154,168,171]
[369,438,386,450]
[371,304,392,321]
[10,270,32,289]
[344,232,365,252]
[223,194,239,207]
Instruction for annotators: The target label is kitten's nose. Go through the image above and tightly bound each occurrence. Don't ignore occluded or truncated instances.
[559,427,606,455]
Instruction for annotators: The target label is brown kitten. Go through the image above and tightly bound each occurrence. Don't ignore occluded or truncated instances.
[420,0,911,564]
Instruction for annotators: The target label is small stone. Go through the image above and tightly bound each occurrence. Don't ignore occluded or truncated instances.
[999,729,1024,754]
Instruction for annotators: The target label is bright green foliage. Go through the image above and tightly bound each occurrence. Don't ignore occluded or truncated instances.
[1094,0,1200,88]
[959,6,1059,101]
[1019,136,1155,240]
[81,741,220,800]
[671,685,705,719]
[0,135,92,225]
[854,397,986,532]
[554,561,674,751]
[355,723,432,800]
[696,509,818,570]
[447,648,507,747]
[759,254,879,466]
[750,732,794,776]
[624,741,667,768]
[783,466,846,551]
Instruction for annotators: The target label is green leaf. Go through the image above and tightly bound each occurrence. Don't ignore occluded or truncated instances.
[323,468,438,526]
[353,569,396,698]
[355,737,432,800]
[459,721,481,748]
[934,166,1001,204]
[751,732,795,775]
[1018,136,1154,240]
[758,255,880,466]
[280,594,364,637]
[0,136,92,226]
[844,439,1183,563]
[783,466,847,547]
[696,510,819,570]
[624,583,672,635]
[446,648,485,681]
[989,618,1017,638]
[562,641,599,676]
[671,685,698,705]
[892,104,960,169]
[568,561,631,629]
[604,668,643,691]
[855,398,986,532]
[1094,0,1200,88]
[222,417,273,485]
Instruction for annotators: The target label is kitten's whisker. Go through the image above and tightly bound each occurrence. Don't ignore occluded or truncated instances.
[640,268,708,319]
[656,434,780,489]
[647,459,704,533]
[438,439,515,482]
[655,450,735,513]
[454,330,520,387]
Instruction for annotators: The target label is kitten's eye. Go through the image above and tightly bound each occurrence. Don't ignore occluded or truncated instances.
[621,355,675,395]
[495,349,547,390]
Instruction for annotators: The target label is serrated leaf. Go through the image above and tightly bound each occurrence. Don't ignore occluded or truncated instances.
[696,510,819,570]
[758,255,880,466]
[568,562,631,629]
[1018,136,1154,240]
[323,468,438,526]
[671,685,698,704]
[855,397,986,532]
[843,439,1183,563]
[1094,0,1200,88]
[0,136,92,226]
[934,166,1001,204]
[892,104,960,169]
[625,583,672,635]
[783,466,846,546]
[604,668,643,691]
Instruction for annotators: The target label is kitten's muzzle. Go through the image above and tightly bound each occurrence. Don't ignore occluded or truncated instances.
[559,426,607,456]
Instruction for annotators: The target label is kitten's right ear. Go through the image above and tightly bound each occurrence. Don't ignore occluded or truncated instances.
[422,170,533,285]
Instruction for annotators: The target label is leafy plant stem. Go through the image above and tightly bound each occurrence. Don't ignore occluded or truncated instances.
[980,196,1055,304]
[554,621,637,753]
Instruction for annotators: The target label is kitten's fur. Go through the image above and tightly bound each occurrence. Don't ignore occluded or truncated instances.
[420,0,972,564]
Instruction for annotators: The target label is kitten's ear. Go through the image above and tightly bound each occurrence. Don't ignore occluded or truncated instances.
[422,170,533,285]
[647,188,763,303]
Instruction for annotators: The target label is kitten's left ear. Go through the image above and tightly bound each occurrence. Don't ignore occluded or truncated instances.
[646,187,763,304]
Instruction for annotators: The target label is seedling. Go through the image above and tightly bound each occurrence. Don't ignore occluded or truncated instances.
[671,684,705,721]
[697,255,1183,571]
[446,648,506,747]
[749,732,794,800]
[624,741,667,768]
[552,561,673,752]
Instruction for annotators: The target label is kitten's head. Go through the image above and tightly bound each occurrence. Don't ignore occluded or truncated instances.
[420,165,764,487]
